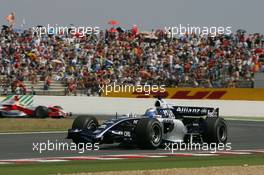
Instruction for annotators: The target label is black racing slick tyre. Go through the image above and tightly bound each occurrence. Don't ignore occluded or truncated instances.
[203,117,228,144]
[71,116,99,145]
[135,118,163,149]
[72,116,99,131]
[34,106,49,118]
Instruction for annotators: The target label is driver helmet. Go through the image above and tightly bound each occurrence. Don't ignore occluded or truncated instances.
[144,108,158,118]
[14,95,19,101]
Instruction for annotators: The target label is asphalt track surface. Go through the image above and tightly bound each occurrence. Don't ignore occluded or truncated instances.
[0,120,264,160]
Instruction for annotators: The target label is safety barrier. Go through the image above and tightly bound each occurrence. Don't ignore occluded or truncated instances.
[101,88,264,101]
[0,96,262,117]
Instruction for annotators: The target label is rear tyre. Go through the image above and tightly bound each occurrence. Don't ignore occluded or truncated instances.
[72,116,99,145]
[135,118,163,149]
[34,106,49,118]
[203,117,227,144]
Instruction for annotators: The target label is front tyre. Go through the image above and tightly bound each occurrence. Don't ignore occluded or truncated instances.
[71,116,99,145]
[72,116,99,130]
[135,118,163,149]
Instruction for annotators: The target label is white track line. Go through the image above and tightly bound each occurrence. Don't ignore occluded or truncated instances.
[233,149,264,153]
[211,151,252,155]
[146,155,167,158]
[36,160,69,162]
[0,131,67,135]
[0,162,13,164]
[0,150,263,164]
[97,158,124,160]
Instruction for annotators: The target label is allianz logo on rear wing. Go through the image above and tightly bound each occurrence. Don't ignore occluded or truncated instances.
[172,106,219,117]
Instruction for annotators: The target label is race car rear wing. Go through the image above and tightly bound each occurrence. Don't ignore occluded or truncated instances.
[172,106,219,117]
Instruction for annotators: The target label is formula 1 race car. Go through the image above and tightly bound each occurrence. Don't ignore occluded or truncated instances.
[67,99,227,149]
[0,95,71,118]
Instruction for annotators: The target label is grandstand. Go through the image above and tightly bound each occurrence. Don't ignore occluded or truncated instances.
[0,25,263,96]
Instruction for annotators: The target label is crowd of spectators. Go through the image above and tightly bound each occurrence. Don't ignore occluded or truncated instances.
[1,25,264,95]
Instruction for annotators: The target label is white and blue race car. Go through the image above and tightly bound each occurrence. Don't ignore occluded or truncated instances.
[67,99,227,149]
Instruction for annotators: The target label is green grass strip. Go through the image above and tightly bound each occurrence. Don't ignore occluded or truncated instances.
[224,116,264,121]
[0,154,264,175]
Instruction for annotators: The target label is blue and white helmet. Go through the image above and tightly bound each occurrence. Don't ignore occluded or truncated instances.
[144,108,158,118]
